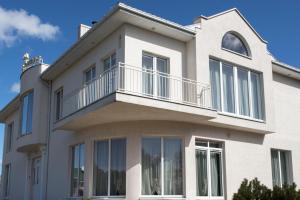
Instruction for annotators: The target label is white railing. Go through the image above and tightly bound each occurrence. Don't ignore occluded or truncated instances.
[62,62,211,118]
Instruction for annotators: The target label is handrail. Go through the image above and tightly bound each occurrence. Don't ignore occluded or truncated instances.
[62,62,211,117]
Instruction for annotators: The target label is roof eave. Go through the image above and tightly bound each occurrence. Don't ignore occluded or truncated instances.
[0,95,20,123]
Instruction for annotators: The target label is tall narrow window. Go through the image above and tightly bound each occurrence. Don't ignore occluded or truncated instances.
[142,53,169,98]
[71,144,85,197]
[6,122,13,153]
[55,88,63,121]
[209,59,264,120]
[196,140,223,197]
[142,137,183,196]
[21,91,34,136]
[237,68,250,116]
[251,72,263,119]
[103,53,116,94]
[94,138,126,197]
[3,164,11,197]
[271,149,293,187]
[210,60,221,111]
[222,63,235,113]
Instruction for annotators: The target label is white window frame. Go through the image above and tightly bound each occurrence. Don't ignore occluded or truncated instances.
[140,137,184,199]
[142,53,170,98]
[195,140,224,200]
[210,59,264,121]
[92,138,126,198]
[6,122,13,153]
[84,65,96,85]
[55,88,63,121]
[271,149,293,187]
[3,164,11,198]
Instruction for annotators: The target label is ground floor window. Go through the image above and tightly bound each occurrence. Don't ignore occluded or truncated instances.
[141,137,183,196]
[93,138,126,196]
[71,143,85,197]
[271,149,293,187]
[195,139,224,197]
[3,164,11,197]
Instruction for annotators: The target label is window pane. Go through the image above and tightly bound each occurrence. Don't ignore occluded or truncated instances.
[110,139,126,196]
[271,150,281,186]
[4,164,10,197]
[78,144,85,197]
[210,151,223,196]
[142,55,154,96]
[237,69,250,116]
[104,58,111,72]
[164,138,182,195]
[111,53,116,66]
[71,145,79,196]
[280,151,293,185]
[27,92,33,133]
[222,32,249,56]
[21,95,28,135]
[222,64,235,113]
[251,72,263,119]
[6,123,13,152]
[156,58,169,98]
[94,141,109,196]
[210,60,221,111]
[142,138,161,195]
[56,90,63,120]
[196,150,208,196]
[196,140,208,147]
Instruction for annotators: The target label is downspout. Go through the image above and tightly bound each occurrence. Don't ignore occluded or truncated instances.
[41,78,52,200]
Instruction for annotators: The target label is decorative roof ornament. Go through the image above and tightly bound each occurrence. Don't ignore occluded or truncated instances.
[22,53,43,72]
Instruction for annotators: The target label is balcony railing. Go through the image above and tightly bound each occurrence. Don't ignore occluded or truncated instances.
[62,62,211,118]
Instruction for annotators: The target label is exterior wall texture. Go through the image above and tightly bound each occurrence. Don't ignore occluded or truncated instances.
[1,5,300,200]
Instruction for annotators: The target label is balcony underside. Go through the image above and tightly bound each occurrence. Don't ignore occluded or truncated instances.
[54,92,217,131]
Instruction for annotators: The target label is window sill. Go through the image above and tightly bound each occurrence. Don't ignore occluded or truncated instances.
[139,196,185,200]
[218,111,265,123]
[221,48,252,60]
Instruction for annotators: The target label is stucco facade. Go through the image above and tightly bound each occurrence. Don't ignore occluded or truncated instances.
[0,3,300,200]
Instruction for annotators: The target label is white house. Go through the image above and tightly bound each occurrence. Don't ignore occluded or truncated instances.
[0,3,299,200]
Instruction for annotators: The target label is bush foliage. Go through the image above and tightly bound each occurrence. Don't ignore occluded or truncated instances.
[233,178,300,200]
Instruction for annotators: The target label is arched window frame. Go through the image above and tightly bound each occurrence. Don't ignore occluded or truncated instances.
[221,31,252,58]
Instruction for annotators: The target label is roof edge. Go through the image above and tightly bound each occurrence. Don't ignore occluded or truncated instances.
[199,8,268,44]
[0,95,20,123]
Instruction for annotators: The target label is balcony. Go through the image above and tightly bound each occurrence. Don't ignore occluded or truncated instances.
[55,63,216,130]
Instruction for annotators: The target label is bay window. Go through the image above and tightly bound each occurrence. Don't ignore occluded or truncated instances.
[196,140,223,197]
[93,138,126,197]
[71,143,85,197]
[141,137,183,196]
[210,59,264,120]
[21,91,34,135]
[271,149,293,187]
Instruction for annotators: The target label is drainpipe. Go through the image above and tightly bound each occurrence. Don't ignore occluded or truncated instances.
[41,78,52,200]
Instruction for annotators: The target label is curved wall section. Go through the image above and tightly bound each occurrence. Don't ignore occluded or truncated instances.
[18,64,49,153]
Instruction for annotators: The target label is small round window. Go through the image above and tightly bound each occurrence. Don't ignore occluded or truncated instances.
[222,32,250,57]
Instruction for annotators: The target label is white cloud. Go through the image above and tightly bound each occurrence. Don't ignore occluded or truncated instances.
[0,6,60,47]
[10,82,20,93]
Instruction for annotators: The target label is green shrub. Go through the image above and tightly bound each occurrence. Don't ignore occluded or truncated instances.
[233,178,300,200]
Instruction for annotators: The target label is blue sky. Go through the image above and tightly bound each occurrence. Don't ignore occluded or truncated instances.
[0,0,299,167]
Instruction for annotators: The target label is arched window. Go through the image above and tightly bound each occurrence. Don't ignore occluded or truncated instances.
[222,32,250,57]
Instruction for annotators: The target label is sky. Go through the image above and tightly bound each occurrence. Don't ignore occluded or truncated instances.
[0,0,300,168]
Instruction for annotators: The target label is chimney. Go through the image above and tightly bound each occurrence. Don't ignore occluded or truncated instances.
[78,24,91,39]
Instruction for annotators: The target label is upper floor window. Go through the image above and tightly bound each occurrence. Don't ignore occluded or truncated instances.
[21,91,34,136]
[104,53,116,72]
[84,66,96,85]
[210,59,264,120]
[271,149,293,187]
[222,32,250,57]
[6,122,13,153]
[55,88,63,121]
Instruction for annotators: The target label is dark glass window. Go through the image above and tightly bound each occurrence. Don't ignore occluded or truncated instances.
[222,32,249,56]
